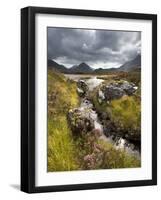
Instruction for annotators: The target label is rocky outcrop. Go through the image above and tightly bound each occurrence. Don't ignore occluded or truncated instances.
[68,108,95,135]
[77,80,89,97]
[120,81,138,95]
[103,120,140,142]
[98,81,137,102]
[96,80,140,142]
[103,84,125,101]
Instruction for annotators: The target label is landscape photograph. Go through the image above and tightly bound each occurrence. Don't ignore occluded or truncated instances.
[47,27,141,172]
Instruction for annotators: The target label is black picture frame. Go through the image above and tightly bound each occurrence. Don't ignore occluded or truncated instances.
[21,6,157,193]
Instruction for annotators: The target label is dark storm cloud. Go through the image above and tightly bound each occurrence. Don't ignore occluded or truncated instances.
[47,27,141,69]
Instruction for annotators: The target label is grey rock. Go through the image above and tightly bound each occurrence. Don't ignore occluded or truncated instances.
[68,108,95,135]
[99,81,137,101]
[77,80,89,97]
[120,81,137,95]
[103,85,125,101]
[77,87,84,96]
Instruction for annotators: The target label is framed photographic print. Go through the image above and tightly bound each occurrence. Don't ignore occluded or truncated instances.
[21,6,157,193]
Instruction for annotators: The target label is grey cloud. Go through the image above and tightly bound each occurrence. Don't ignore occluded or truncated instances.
[47,27,141,69]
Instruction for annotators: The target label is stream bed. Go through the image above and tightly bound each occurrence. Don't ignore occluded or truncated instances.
[66,75,141,160]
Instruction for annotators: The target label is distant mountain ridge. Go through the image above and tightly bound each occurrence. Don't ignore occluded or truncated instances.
[48,59,93,74]
[94,67,117,73]
[118,54,141,72]
[47,59,68,73]
[48,55,141,74]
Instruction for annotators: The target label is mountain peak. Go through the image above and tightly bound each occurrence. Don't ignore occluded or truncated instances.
[48,60,94,74]
[70,62,93,73]
[79,62,91,68]
[79,62,88,66]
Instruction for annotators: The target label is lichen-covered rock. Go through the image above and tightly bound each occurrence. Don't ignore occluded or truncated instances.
[68,108,95,135]
[104,85,125,101]
[120,81,138,95]
[98,81,137,102]
[77,80,89,97]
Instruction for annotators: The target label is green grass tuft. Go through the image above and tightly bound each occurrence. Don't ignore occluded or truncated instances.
[48,116,80,171]
[110,95,141,132]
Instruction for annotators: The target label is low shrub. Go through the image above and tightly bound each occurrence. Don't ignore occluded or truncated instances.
[78,131,140,170]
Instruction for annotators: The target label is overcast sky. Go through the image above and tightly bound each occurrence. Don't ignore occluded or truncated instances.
[47,27,141,69]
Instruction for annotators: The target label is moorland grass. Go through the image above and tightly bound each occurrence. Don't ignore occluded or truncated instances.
[110,95,141,132]
[48,70,141,171]
[47,69,80,171]
[98,139,140,169]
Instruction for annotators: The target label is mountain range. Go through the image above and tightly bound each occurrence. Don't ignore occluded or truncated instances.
[48,54,141,74]
[47,59,68,73]
[119,54,141,72]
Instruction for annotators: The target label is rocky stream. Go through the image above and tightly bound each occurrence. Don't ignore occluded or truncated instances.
[65,75,141,160]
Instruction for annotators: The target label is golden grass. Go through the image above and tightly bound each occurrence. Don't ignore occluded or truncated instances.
[47,69,80,171]
[110,95,141,132]
[48,70,141,171]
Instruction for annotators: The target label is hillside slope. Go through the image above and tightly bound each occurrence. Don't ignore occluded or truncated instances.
[118,54,141,72]
[48,59,68,73]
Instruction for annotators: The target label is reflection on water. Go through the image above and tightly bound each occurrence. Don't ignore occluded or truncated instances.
[64,74,91,81]
[64,74,104,91]
[86,77,104,91]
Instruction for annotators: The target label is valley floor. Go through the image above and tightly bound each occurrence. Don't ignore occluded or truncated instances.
[47,69,141,172]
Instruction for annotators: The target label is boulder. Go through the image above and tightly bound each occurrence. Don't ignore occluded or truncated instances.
[99,81,137,101]
[120,81,138,95]
[68,108,95,135]
[77,80,89,97]
[103,85,125,101]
